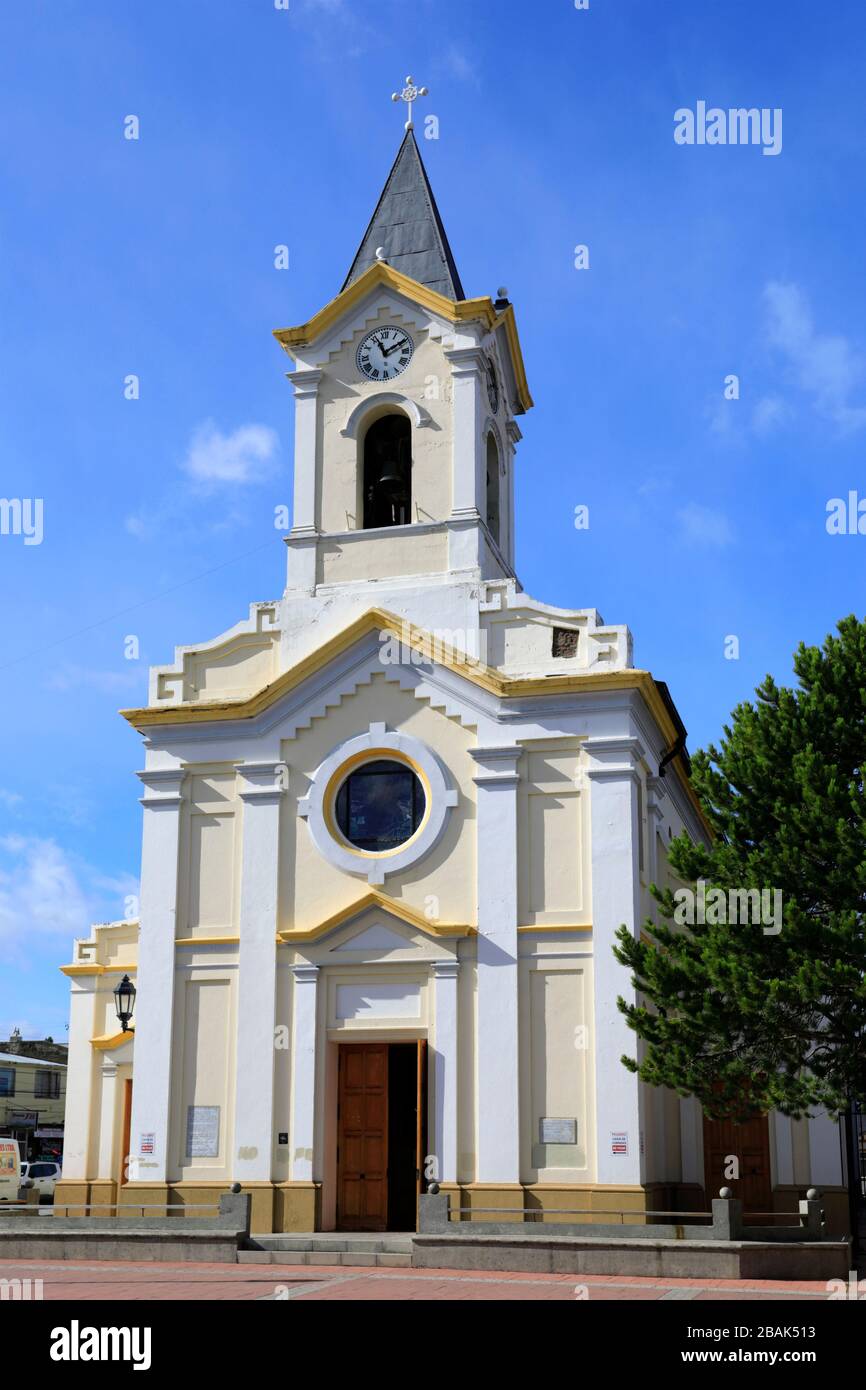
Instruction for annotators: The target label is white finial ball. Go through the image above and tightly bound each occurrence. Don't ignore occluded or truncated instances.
[391,93,399,102]
[498,286,509,298]
[405,75,413,84]
[375,247,387,262]
[419,87,428,96]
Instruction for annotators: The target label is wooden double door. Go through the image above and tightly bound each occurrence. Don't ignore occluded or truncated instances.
[337,1042,426,1232]
[703,1112,772,1215]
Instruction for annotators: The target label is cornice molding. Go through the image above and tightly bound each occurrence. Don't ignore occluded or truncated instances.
[277,888,472,944]
[237,760,288,803]
[272,261,533,413]
[136,767,186,808]
[470,743,523,786]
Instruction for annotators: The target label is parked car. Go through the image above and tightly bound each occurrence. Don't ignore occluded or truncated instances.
[0,1140,22,1201]
[20,1159,61,1200]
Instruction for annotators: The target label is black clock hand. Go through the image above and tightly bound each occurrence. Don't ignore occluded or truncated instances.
[382,340,405,357]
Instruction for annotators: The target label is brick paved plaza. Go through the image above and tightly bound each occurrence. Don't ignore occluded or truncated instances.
[0,1259,838,1302]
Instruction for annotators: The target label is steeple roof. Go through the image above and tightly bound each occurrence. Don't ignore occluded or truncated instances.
[342,129,465,301]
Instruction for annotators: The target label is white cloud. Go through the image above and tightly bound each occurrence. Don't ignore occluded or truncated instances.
[0,789,22,810]
[676,503,734,548]
[446,47,480,86]
[763,281,866,433]
[751,394,789,435]
[182,420,279,486]
[0,835,137,963]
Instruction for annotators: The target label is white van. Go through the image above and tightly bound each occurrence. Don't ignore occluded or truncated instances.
[0,1140,22,1202]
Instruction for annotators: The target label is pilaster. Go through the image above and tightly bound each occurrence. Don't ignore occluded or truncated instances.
[232,761,287,1184]
[471,744,522,1184]
[96,1058,119,1180]
[585,737,646,1186]
[290,964,320,1183]
[285,368,323,593]
[445,346,485,523]
[432,959,460,1185]
[128,767,186,1184]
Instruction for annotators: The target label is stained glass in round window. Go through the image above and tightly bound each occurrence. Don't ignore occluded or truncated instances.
[334,759,425,852]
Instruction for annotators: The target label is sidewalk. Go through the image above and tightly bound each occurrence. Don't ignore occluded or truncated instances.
[0,1258,837,1301]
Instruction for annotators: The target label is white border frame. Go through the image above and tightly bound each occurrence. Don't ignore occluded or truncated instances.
[297,722,458,885]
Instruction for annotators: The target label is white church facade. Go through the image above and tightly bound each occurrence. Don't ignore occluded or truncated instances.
[58,121,847,1235]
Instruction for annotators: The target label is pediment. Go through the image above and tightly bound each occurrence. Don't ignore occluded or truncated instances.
[123,607,502,733]
[280,890,468,964]
[331,921,413,952]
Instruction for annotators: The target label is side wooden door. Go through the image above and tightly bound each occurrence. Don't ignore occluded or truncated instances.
[119,1078,133,1189]
[415,1039,427,1213]
[703,1112,772,1217]
[337,1044,388,1231]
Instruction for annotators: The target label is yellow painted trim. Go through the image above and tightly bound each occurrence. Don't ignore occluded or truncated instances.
[91,1031,135,1051]
[493,302,534,411]
[517,923,592,934]
[271,261,533,413]
[277,888,472,943]
[322,747,432,863]
[120,606,709,839]
[61,962,138,977]
[121,608,502,724]
[123,607,646,719]
[174,936,240,947]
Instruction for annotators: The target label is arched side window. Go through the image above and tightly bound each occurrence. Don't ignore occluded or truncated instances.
[485,432,501,548]
[363,414,412,529]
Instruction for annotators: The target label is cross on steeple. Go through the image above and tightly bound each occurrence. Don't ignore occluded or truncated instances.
[391,75,428,131]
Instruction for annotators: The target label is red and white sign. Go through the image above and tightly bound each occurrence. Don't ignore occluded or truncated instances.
[610,1131,629,1156]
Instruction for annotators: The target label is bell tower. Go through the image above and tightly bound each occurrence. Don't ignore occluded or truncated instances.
[273,83,533,633]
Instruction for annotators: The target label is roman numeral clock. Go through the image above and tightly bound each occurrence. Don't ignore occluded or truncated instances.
[356,326,414,382]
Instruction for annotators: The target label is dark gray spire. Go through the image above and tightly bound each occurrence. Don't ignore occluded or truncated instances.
[342,130,465,301]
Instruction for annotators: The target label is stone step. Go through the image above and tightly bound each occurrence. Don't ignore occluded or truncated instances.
[238,1248,412,1268]
[251,1233,414,1255]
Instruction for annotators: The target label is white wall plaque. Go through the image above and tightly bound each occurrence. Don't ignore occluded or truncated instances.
[186,1105,220,1158]
[540,1118,577,1145]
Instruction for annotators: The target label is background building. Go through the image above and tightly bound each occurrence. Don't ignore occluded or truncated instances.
[0,1034,67,1163]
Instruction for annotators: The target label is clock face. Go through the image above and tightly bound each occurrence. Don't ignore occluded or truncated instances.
[356,326,414,382]
[486,358,500,413]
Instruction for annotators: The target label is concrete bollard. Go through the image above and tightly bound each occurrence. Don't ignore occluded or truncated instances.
[219,1190,252,1239]
[798,1188,824,1238]
[711,1188,743,1241]
[418,1191,450,1233]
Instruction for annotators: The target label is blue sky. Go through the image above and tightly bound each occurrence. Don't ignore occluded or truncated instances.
[1,0,865,1037]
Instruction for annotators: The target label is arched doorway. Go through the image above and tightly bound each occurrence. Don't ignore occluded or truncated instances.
[363,415,412,529]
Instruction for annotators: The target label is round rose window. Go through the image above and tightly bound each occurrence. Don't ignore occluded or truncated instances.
[334,759,426,852]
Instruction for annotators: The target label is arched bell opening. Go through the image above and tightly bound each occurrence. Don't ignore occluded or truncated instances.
[362,414,412,529]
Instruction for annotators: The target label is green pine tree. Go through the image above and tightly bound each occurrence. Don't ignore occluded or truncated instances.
[614,614,866,1119]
